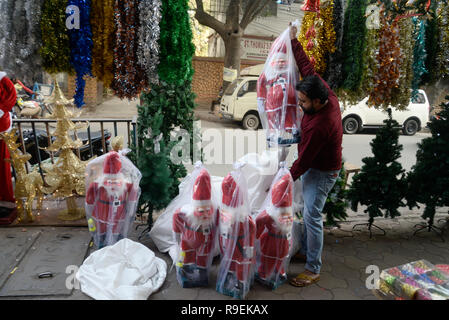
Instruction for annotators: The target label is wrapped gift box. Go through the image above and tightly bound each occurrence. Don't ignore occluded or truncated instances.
[379,260,449,300]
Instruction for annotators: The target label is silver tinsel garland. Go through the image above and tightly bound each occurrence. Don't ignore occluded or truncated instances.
[0,0,44,84]
[137,0,162,85]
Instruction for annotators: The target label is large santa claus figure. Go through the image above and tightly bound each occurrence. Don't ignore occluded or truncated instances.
[0,71,17,225]
[173,168,218,288]
[85,151,140,248]
[257,31,302,147]
[216,170,256,299]
[255,170,294,289]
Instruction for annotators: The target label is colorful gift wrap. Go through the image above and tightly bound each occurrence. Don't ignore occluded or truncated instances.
[379,260,449,300]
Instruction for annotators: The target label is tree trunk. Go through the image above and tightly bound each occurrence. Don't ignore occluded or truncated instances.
[222,27,243,90]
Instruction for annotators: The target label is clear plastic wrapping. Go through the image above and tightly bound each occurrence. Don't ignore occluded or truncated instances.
[172,162,219,288]
[257,23,303,147]
[216,162,256,299]
[254,162,294,289]
[84,151,142,248]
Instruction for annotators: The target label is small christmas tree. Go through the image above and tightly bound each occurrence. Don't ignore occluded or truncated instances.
[323,161,349,227]
[347,109,407,236]
[129,110,173,228]
[406,96,449,237]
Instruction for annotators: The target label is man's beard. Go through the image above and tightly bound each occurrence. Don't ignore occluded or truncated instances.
[300,105,316,115]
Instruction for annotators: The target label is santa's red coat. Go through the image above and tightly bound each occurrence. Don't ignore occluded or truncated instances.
[86,180,138,234]
[173,208,217,268]
[219,215,256,281]
[255,210,291,278]
[0,74,16,204]
[257,72,299,131]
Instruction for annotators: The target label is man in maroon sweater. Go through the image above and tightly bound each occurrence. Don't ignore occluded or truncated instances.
[288,24,343,287]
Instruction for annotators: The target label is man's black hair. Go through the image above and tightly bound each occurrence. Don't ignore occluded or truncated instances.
[296,75,329,104]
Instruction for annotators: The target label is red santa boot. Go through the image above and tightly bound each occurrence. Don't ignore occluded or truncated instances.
[0,72,17,225]
[256,173,294,289]
[217,172,256,299]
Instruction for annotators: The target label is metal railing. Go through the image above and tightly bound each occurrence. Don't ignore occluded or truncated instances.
[11,117,137,181]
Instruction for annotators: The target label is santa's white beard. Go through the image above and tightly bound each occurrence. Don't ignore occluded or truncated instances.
[185,209,215,231]
[265,67,288,81]
[99,174,128,199]
[267,205,293,235]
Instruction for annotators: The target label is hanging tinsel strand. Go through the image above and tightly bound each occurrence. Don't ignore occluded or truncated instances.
[137,0,162,85]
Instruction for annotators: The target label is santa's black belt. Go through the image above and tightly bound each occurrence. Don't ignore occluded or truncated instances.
[267,232,289,239]
[99,199,127,205]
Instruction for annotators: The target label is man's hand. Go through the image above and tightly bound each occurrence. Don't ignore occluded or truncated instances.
[289,22,298,40]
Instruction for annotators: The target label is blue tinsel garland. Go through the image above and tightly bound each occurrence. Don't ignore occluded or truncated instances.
[67,0,93,108]
[412,17,427,99]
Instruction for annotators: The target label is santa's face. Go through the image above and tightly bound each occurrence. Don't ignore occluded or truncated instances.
[271,57,288,74]
[275,209,293,235]
[219,209,233,234]
[102,175,126,197]
[193,205,214,224]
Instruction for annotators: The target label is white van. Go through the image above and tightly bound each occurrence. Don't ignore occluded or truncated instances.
[341,90,431,136]
[219,64,264,130]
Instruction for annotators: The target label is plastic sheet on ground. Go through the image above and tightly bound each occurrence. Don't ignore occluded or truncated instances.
[76,238,167,300]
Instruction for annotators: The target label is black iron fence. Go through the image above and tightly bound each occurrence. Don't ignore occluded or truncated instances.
[11,118,137,181]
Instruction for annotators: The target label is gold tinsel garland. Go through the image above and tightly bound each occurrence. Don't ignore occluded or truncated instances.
[394,17,415,109]
[436,1,449,78]
[91,0,115,88]
[369,11,402,110]
[298,0,336,75]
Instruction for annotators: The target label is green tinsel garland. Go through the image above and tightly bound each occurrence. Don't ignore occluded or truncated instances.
[158,0,195,84]
[411,17,427,98]
[360,27,379,104]
[422,0,439,85]
[341,0,368,100]
[40,0,73,74]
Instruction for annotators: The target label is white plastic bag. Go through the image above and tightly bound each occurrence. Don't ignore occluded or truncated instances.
[76,238,167,300]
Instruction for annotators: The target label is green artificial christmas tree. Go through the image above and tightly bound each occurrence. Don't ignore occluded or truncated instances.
[406,96,449,239]
[347,109,407,237]
[323,161,349,227]
[133,0,198,230]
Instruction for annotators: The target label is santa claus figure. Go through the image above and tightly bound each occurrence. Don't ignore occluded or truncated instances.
[216,171,256,299]
[255,172,294,289]
[257,38,301,146]
[0,71,17,225]
[173,168,218,288]
[85,151,140,248]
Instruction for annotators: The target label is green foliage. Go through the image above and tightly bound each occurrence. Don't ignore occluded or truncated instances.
[341,0,368,101]
[158,0,195,85]
[323,162,349,227]
[129,110,174,227]
[133,81,198,227]
[406,96,449,227]
[40,0,74,74]
[347,109,407,226]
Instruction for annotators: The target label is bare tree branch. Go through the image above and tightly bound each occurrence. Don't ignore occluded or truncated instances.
[240,0,272,30]
[194,0,227,39]
[226,0,242,31]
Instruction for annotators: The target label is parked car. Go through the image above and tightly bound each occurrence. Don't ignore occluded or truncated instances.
[341,90,430,136]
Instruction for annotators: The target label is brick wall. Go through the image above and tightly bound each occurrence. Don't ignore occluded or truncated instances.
[67,76,103,108]
[192,56,262,105]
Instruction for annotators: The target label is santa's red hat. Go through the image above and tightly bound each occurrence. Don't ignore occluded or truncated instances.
[103,151,122,177]
[271,173,293,208]
[221,173,244,209]
[192,169,212,207]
